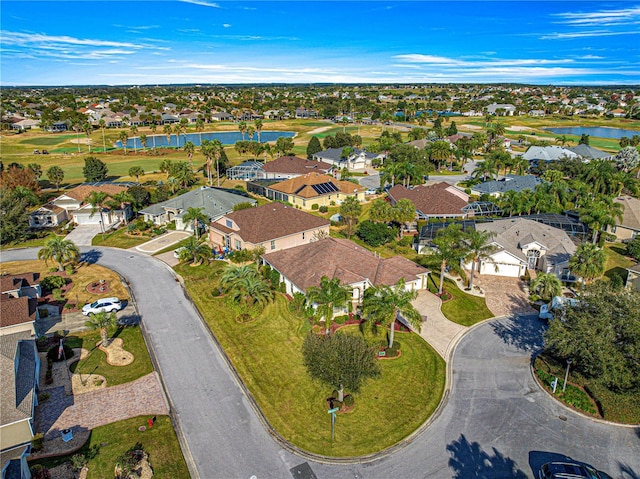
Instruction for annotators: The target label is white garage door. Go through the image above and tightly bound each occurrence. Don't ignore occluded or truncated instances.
[480,261,521,278]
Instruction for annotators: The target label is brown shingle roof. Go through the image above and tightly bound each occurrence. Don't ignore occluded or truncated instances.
[262,156,333,175]
[0,296,37,327]
[262,237,429,292]
[215,203,329,244]
[0,273,39,294]
[270,173,364,198]
[62,184,127,202]
[388,182,468,216]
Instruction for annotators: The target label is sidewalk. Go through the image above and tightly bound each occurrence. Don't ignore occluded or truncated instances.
[411,290,466,360]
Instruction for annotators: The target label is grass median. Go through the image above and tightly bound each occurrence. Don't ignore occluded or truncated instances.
[175,261,445,457]
[428,275,493,326]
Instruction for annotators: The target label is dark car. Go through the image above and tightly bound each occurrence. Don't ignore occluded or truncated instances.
[539,462,611,479]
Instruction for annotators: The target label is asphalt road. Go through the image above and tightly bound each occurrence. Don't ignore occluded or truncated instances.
[3,247,639,479]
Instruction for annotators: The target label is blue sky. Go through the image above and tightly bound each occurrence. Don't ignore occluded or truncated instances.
[1,1,639,86]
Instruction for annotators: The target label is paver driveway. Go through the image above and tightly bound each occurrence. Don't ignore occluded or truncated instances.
[473,275,536,317]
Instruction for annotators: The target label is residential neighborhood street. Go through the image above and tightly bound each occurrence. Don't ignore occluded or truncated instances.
[2,247,638,479]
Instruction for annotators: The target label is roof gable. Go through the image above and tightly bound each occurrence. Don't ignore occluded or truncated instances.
[262,156,333,175]
[388,183,468,216]
[270,173,364,198]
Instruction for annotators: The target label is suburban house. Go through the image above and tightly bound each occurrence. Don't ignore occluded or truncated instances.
[0,274,41,299]
[567,144,614,162]
[387,182,470,220]
[1,445,31,479]
[260,173,366,210]
[486,103,516,116]
[139,186,255,231]
[211,112,234,121]
[261,156,333,179]
[522,146,578,163]
[0,295,40,454]
[29,183,132,228]
[471,175,542,198]
[471,218,577,279]
[209,202,330,253]
[609,195,640,241]
[625,264,640,292]
[312,147,384,171]
[262,237,429,312]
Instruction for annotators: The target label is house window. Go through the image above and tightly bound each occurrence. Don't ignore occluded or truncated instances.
[226,219,232,228]
[235,240,242,250]
[270,240,276,250]
[527,249,541,270]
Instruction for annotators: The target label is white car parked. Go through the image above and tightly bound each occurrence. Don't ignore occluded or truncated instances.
[538,296,579,321]
[82,297,122,316]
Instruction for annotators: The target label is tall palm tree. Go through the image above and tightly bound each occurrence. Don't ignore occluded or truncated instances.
[463,230,497,291]
[254,119,263,143]
[362,278,422,349]
[529,272,562,302]
[129,125,138,154]
[305,276,351,334]
[220,264,273,309]
[432,224,468,295]
[579,199,624,244]
[429,140,451,172]
[178,236,211,265]
[139,134,147,151]
[184,141,195,167]
[238,121,247,140]
[99,118,107,152]
[83,123,93,153]
[569,242,606,285]
[195,118,205,145]
[118,131,128,155]
[84,311,118,346]
[247,125,255,141]
[38,237,80,272]
[109,191,133,225]
[86,191,109,233]
[173,124,182,149]
[150,122,158,149]
[182,206,208,239]
[164,124,172,148]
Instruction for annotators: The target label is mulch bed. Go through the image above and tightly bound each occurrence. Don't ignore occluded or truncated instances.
[86,280,111,295]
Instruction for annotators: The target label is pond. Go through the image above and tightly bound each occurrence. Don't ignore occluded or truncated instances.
[544,126,640,140]
[117,130,295,149]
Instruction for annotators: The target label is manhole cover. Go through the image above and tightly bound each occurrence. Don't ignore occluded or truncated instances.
[290,462,317,479]
[559,415,567,421]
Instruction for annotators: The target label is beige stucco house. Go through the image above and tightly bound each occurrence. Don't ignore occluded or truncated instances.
[609,195,640,241]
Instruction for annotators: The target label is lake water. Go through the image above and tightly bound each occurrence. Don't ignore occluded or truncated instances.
[545,126,640,140]
[117,130,295,149]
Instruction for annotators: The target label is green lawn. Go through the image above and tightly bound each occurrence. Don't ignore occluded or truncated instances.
[603,243,635,282]
[174,261,445,457]
[0,233,57,250]
[29,415,189,479]
[428,275,494,326]
[91,227,151,249]
[66,326,153,386]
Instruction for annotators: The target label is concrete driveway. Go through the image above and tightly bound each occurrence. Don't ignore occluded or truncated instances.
[64,224,103,246]
[134,230,191,254]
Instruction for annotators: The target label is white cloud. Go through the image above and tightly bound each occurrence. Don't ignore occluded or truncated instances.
[553,6,640,27]
[1,31,139,48]
[393,54,575,68]
[541,30,640,40]
[179,0,221,8]
[223,24,231,28]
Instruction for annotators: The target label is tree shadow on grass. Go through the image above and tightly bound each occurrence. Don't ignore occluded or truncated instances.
[447,434,528,478]
[490,314,544,353]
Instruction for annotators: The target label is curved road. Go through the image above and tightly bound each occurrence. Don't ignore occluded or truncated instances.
[3,248,639,478]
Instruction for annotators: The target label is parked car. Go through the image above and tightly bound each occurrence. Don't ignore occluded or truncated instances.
[539,462,611,479]
[82,297,122,316]
[538,296,579,321]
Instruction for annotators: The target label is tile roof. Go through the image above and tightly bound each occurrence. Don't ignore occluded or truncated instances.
[262,237,429,292]
[269,173,364,198]
[262,156,333,175]
[522,146,578,162]
[0,273,39,294]
[60,184,128,202]
[476,218,576,265]
[0,296,38,327]
[0,333,37,427]
[472,175,542,195]
[140,186,255,218]
[567,144,612,160]
[388,182,469,216]
[214,203,329,244]
[614,195,640,231]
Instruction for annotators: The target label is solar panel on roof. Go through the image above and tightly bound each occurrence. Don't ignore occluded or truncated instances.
[311,182,338,195]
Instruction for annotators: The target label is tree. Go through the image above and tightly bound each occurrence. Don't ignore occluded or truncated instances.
[463,230,497,291]
[82,157,108,182]
[0,188,29,244]
[254,119,263,143]
[86,191,108,232]
[238,121,247,140]
[306,276,351,334]
[47,166,65,190]
[27,163,42,180]
[432,224,468,295]
[627,236,640,262]
[118,131,129,155]
[578,134,590,145]
[306,136,322,159]
[178,236,211,265]
[529,271,562,301]
[99,118,107,152]
[164,124,173,147]
[139,134,147,151]
[368,199,394,223]
[127,186,150,210]
[275,136,294,156]
[1,164,40,192]
[128,166,144,183]
[302,333,380,393]
[392,199,416,238]
[109,191,133,225]
[429,140,451,171]
[362,278,422,349]
[182,206,208,239]
[569,242,606,285]
[195,118,205,144]
[220,264,273,311]
[38,237,80,272]
[184,141,195,167]
[544,283,640,391]
[472,159,498,181]
[356,220,398,247]
[339,196,362,239]
[579,199,624,244]
[201,139,223,186]
[84,123,93,153]
[615,146,640,176]
[84,311,118,346]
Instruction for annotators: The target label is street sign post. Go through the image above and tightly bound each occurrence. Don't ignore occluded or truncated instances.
[328,407,339,440]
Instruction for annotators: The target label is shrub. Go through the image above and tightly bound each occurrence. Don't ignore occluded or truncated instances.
[65,264,75,275]
[31,432,44,451]
[397,236,414,247]
[47,344,75,362]
[30,465,51,479]
[343,394,355,407]
[52,288,64,302]
[628,236,640,262]
[71,454,87,472]
[40,275,66,291]
[38,307,49,318]
[230,249,255,263]
[385,340,401,358]
[334,314,348,325]
[36,335,48,350]
[319,205,328,213]
[356,220,397,247]
[311,203,319,210]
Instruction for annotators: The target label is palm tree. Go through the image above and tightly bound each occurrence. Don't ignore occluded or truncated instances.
[254,119,263,143]
[129,125,138,154]
[164,124,172,147]
[305,276,351,334]
[38,237,80,272]
[195,118,205,145]
[472,159,498,181]
[184,141,195,167]
[139,134,147,151]
[86,191,109,234]
[579,199,624,244]
[362,278,422,349]
[569,242,606,285]
[110,191,133,225]
[529,272,562,301]
[178,236,211,265]
[182,206,208,239]
[128,166,144,183]
[173,124,182,149]
[393,198,416,238]
[432,224,468,295]
[118,131,128,155]
[429,140,451,172]
[150,122,158,149]
[84,311,118,346]
[201,139,221,186]
[247,126,255,141]
[238,121,247,140]
[83,123,93,153]
[463,230,497,291]
[99,118,107,152]
[220,264,273,309]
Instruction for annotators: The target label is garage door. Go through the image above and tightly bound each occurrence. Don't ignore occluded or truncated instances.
[480,261,521,278]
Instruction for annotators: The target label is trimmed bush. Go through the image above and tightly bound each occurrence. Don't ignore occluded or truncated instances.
[343,394,355,407]
[319,205,328,213]
[31,433,44,451]
[40,275,66,291]
[311,203,319,210]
